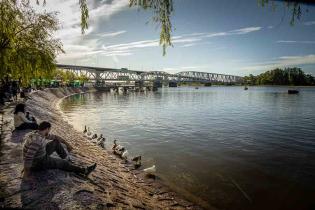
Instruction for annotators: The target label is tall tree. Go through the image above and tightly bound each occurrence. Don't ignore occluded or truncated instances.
[0,0,63,85]
[244,67,315,86]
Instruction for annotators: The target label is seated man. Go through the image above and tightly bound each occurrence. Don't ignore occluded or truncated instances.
[23,121,96,177]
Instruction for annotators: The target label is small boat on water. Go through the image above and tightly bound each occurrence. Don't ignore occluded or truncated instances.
[244,86,248,90]
[288,90,299,94]
[195,87,199,89]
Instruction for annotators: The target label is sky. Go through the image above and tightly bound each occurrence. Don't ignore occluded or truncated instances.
[32,0,315,76]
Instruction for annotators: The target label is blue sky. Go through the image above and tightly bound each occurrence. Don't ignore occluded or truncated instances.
[33,0,315,76]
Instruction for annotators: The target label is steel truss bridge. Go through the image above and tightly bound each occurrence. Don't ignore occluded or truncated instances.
[57,64,243,84]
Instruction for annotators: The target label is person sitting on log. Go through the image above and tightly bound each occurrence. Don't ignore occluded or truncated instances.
[22,121,97,177]
[14,103,38,130]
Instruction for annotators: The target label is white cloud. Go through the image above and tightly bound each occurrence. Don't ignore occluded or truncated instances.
[98,30,127,37]
[172,38,202,43]
[162,67,177,72]
[89,0,129,20]
[62,44,93,52]
[101,51,133,56]
[162,65,210,73]
[180,43,196,48]
[205,32,228,38]
[204,26,262,38]
[276,40,315,44]
[31,0,263,68]
[170,26,262,48]
[58,25,261,63]
[181,66,207,70]
[179,41,212,48]
[303,21,315,26]
[98,26,262,53]
[240,54,315,71]
[172,35,183,39]
[102,39,159,51]
[181,32,207,37]
[229,27,262,35]
[101,36,203,52]
[31,0,130,63]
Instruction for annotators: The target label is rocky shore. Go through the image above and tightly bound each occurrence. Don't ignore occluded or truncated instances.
[0,87,203,210]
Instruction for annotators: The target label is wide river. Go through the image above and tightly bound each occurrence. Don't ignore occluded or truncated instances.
[60,86,315,210]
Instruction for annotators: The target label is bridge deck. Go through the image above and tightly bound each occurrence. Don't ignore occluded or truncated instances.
[56,64,243,83]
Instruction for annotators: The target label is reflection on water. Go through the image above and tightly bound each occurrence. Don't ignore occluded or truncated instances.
[60,86,315,210]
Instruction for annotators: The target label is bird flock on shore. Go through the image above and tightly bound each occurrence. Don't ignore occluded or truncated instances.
[83,125,156,176]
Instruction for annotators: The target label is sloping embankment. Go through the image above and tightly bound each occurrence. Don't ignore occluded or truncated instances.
[0,87,202,210]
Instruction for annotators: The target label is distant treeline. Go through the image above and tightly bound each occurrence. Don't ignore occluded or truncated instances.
[244,68,315,86]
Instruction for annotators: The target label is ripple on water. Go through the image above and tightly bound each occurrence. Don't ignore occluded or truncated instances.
[61,86,315,210]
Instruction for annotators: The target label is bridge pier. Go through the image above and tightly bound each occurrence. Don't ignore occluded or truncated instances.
[169,81,178,87]
[153,80,162,88]
[135,81,144,92]
[123,87,128,93]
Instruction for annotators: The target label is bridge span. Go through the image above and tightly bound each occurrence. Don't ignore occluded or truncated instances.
[57,64,243,84]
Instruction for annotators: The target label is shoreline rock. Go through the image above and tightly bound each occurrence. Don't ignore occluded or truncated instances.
[0,87,203,210]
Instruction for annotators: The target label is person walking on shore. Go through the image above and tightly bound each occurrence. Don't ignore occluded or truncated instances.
[23,121,97,177]
[14,103,38,130]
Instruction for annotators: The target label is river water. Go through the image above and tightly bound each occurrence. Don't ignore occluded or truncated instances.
[60,86,315,210]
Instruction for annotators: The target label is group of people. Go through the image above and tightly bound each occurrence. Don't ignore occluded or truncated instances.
[0,77,21,105]
[14,103,97,177]
[13,102,155,181]
[0,75,78,106]
[0,76,35,106]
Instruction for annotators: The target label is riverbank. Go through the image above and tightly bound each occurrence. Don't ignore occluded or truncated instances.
[0,87,202,209]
